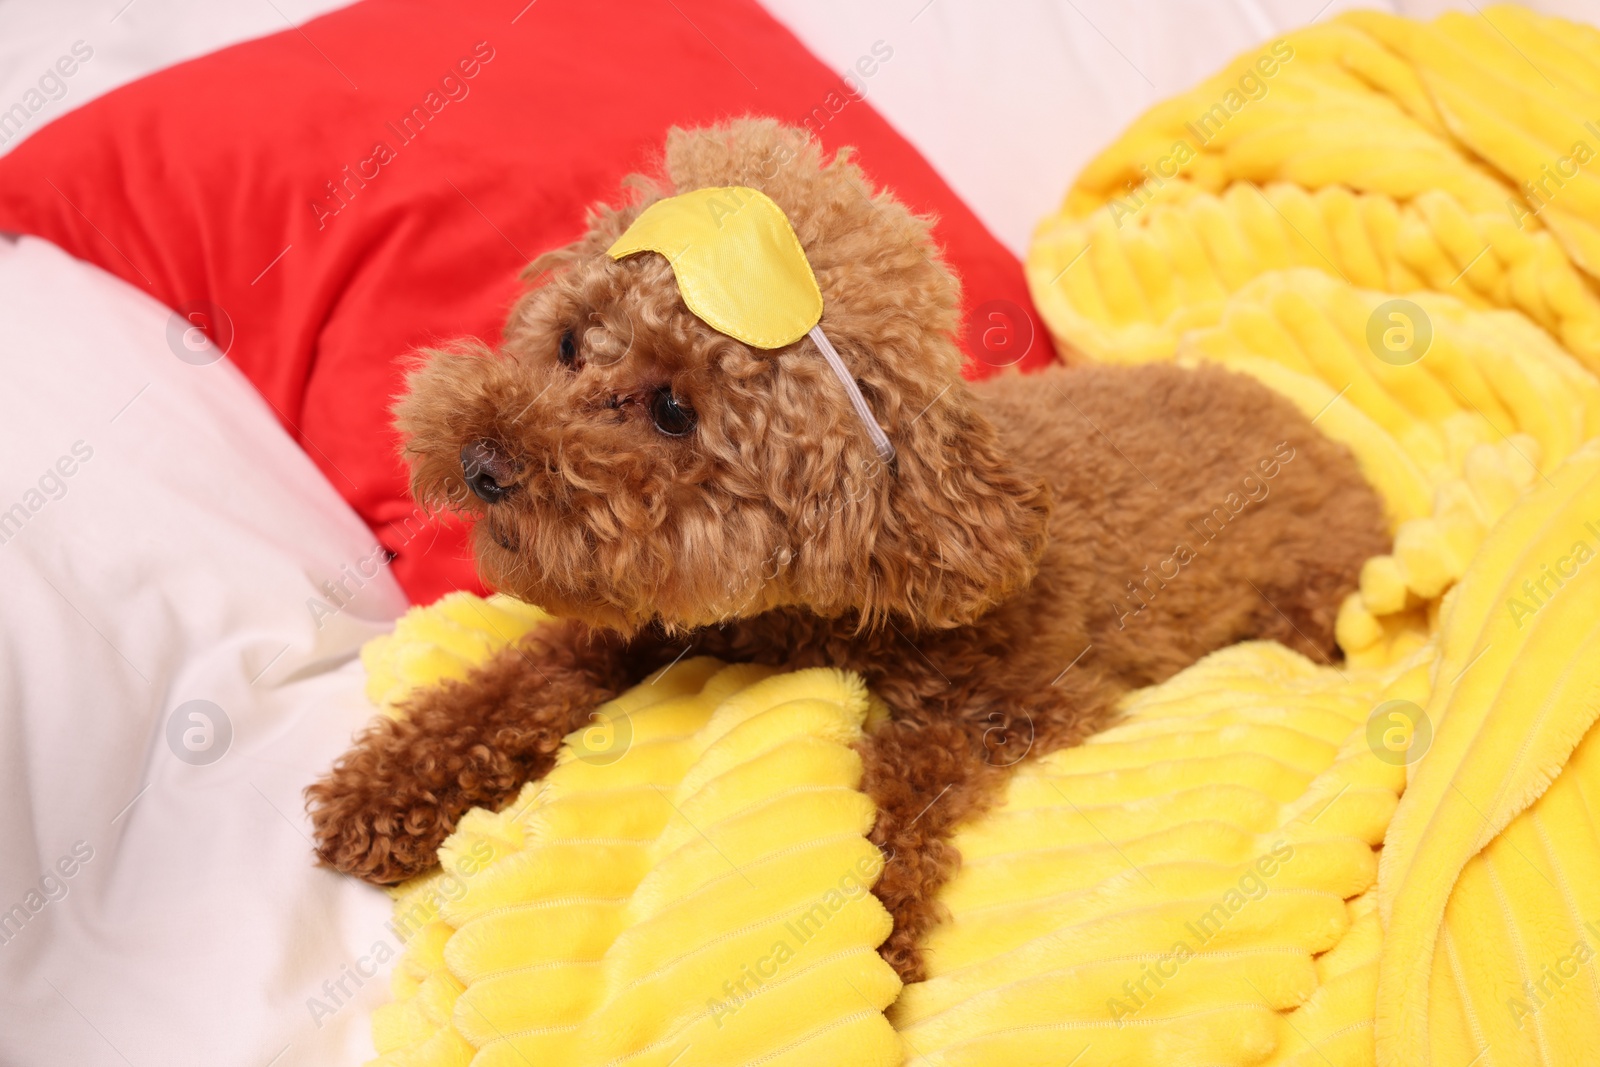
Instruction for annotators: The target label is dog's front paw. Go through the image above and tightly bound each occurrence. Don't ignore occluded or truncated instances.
[305,622,632,884]
[305,765,454,885]
[304,677,547,884]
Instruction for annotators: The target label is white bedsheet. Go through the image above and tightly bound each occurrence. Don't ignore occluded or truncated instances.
[0,234,405,1066]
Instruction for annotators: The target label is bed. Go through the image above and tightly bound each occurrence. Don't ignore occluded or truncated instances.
[0,2,1566,1065]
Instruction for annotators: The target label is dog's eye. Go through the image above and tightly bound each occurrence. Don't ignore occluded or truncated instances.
[650,387,696,437]
[558,330,577,367]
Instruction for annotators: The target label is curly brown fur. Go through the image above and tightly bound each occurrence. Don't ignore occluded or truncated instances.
[308,118,1390,982]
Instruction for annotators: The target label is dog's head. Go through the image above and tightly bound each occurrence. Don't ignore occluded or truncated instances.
[397,119,1048,634]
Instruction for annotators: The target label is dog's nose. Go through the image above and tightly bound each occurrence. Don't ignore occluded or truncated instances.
[461,439,517,503]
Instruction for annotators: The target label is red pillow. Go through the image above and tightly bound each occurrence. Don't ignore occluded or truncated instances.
[0,0,1049,604]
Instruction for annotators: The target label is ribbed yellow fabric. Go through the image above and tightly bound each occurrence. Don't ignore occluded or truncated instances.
[1167,267,1600,667]
[1376,439,1600,1065]
[358,603,1424,1067]
[892,640,1411,1067]
[1028,5,1600,677]
[996,6,1600,1064]
[366,653,903,1067]
[1032,181,1600,371]
[360,592,551,717]
[1044,7,1600,342]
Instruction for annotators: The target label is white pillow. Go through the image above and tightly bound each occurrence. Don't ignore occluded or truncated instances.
[0,234,405,1066]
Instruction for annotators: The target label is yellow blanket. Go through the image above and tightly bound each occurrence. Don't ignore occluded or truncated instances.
[363,600,1414,1067]
[359,6,1600,1065]
[365,641,902,1067]
[1018,5,1600,1063]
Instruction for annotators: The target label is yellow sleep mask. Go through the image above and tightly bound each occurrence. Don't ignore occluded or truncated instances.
[608,187,894,461]
[607,186,820,349]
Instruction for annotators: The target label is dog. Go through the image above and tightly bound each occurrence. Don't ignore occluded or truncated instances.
[306,118,1388,981]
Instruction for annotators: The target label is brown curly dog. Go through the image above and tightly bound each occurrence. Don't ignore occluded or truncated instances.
[306,118,1389,981]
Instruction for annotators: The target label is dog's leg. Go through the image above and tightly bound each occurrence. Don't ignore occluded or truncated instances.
[859,716,1005,983]
[306,618,640,885]
[857,682,1114,984]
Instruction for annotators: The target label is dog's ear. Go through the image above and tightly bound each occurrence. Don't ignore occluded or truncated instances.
[857,385,1051,629]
